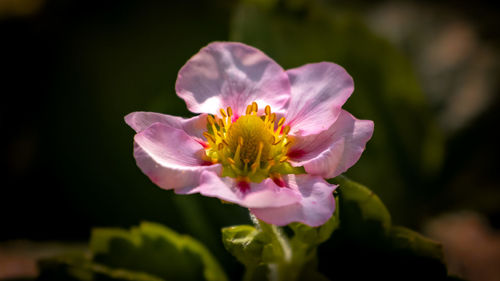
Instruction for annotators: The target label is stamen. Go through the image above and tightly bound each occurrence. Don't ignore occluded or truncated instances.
[251,102,258,114]
[203,132,215,143]
[264,160,275,173]
[243,159,250,173]
[283,125,290,135]
[270,113,276,123]
[202,102,293,183]
[207,115,215,124]
[251,142,264,173]
[234,137,242,164]
[231,163,242,174]
[277,117,285,127]
[220,108,227,118]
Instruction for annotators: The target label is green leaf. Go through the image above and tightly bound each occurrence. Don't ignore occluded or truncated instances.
[330,176,391,236]
[38,253,165,281]
[38,223,227,281]
[387,226,444,262]
[89,222,227,281]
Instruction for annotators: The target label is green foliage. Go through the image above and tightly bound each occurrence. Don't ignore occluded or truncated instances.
[329,175,391,236]
[324,176,449,280]
[38,222,228,281]
[222,176,454,281]
[38,180,455,281]
[222,204,340,281]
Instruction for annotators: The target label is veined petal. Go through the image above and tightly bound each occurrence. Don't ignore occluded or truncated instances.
[133,123,221,190]
[250,174,337,227]
[288,110,374,179]
[178,171,301,208]
[125,111,208,139]
[176,42,290,117]
[285,62,354,136]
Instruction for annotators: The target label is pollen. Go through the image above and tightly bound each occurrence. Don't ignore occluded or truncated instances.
[202,102,293,183]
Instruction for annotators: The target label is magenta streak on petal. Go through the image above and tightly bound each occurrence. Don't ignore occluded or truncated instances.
[237,180,251,193]
[287,149,306,159]
[272,176,286,187]
[181,171,301,208]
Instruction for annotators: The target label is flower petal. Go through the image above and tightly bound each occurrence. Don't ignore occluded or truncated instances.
[133,123,221,190]
[250,174,337,227]
[176,42,290,117]
[178,171,301,208]
[285,62,354,136]
[288,110,374,179]
[125,111,208,139]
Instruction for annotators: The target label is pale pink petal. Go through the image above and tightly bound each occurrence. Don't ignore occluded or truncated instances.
[250,174,337,227]
[178,171,301,208]
[285,62,354,136]
[288,110,374,179]
[125,111,208,139]
[176,42,290,117]
[133,123,221,190]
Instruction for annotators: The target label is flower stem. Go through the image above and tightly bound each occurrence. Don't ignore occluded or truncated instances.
[249,213,293,281]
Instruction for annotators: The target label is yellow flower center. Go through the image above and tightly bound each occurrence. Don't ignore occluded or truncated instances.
[202,102,298,184]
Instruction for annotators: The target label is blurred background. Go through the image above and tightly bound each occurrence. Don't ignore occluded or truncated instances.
[1,0,499,280]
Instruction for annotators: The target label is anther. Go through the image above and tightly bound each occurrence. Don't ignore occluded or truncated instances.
[220,108,227,118]
[251,102,258,113]
[265,105,271,116]
[203,132,215,143]
[270,113,276,123]
[207,115,215,125]
[278,117,285,127]
[246,105,252,115]
[218,143,224,151]
[283,125,290,135]
[227,107,233,117]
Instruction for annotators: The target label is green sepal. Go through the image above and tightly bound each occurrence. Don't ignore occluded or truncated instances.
[271,162,306,175]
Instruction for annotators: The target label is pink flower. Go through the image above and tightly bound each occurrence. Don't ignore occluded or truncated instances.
[125,42,374,227]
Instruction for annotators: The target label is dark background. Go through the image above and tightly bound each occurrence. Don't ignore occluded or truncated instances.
[1,0,499,280]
